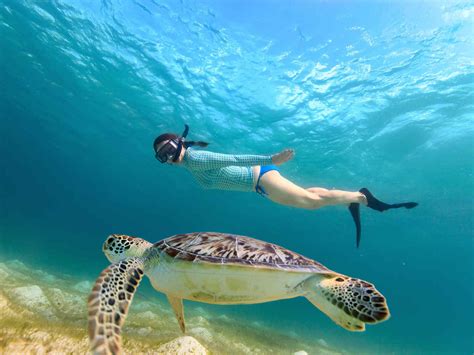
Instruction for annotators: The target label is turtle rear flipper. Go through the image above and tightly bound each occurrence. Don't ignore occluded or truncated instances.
[166,295,186,333]
[304,274,390,332]
[88,257,145,355]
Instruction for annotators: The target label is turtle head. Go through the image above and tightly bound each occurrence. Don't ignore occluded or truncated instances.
[102,234,152,263]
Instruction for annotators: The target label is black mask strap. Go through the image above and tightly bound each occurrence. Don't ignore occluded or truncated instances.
[181,124,189,138]
[172,124,189,162]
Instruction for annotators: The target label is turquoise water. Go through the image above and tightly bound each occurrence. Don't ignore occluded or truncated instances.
[1,0,473,353]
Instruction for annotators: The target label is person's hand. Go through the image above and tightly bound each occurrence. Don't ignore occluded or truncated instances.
[272,149,294,165]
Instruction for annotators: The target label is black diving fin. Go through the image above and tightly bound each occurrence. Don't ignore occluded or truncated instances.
[360,188,418,212]
[348,188,419,248]
[348,203,361,248]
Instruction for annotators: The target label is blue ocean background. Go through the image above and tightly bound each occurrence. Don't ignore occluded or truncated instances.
[1,0,473,353]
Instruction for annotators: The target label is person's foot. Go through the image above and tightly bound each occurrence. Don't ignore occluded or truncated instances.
[357,192,368,205]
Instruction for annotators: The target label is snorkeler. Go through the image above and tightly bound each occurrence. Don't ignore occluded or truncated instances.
[153,125,418,247]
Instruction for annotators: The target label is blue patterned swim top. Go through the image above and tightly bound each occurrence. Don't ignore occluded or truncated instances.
[181,149,273,192]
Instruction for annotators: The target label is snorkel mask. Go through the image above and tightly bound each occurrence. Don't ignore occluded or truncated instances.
[155,124,189,163]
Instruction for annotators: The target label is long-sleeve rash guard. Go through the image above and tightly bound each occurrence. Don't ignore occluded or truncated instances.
[181,149,273,191]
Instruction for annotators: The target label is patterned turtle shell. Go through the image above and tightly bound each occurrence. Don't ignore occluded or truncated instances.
[153,232,331,273]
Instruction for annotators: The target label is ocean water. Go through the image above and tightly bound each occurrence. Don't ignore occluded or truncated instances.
[1,0,473,353]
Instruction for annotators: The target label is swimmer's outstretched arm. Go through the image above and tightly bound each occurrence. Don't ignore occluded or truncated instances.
[185,149,293,170]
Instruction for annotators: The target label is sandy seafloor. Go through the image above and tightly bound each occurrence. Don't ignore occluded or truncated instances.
[0,258,343,354]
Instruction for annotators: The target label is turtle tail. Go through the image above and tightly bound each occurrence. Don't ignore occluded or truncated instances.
[303,274,390,331]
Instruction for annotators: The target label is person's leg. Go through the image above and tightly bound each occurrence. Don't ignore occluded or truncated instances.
[259,171,365,209]
[306,187,368,206]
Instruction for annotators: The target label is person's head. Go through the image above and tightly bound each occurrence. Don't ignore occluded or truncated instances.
[153,133,181,164]
[153,125,209,164]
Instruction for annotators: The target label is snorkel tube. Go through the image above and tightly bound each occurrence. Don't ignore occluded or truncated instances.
[172,124,189,162]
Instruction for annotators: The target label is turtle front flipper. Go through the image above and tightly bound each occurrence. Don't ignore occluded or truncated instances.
[88,257,145,355]
[303,274,390,332]
[166,295,186,333]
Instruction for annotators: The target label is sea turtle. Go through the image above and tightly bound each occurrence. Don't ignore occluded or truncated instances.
[88,232,390,354]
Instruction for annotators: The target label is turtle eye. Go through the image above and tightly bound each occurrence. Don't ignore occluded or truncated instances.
[107,237,114,244]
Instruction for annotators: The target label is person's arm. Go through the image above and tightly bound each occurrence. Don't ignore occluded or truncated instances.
[186,150,274,170]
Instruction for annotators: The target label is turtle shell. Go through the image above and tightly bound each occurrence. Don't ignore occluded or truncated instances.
[153,232,330,273]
